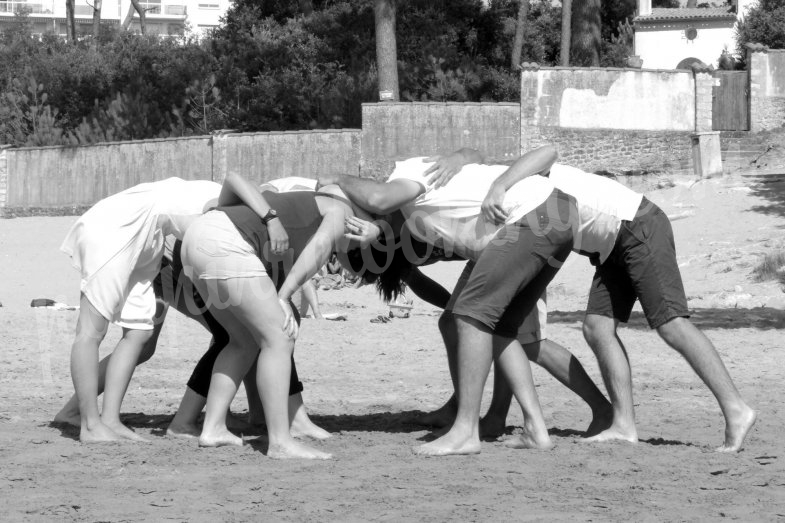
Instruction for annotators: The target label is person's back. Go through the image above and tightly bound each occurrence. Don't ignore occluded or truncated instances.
[387,157,554,260]
[548,164,643,264]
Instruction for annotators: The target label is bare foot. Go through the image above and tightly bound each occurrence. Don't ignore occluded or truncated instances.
[414,401,456,428]
[504,430,555,450]
[166,422,201,439]
[479,415,506,439]
[290,416,331,441]
[103,420,150,442]
[267,439,332,460]
[79,422,122,443]
[199,429,244,448]
[717,406,756,453]
[53,408,80,428]
[582,424,638,444]
[414,429,481,456]
[584,406,614,438]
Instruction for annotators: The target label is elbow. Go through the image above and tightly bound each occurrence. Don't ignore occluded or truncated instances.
[365,193,396,215]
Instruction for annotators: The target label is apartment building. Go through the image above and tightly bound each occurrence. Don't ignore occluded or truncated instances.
[0,0,231,37]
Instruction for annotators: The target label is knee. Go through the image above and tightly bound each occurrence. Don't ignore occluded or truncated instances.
[582,315,615,348]
[655,317,692,349]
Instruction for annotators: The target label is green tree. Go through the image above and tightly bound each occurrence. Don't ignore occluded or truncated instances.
[736,0,785,53]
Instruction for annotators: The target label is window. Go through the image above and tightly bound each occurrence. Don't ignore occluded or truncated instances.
[198,3,219,9]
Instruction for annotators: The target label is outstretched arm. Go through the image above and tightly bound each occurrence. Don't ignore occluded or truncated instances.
[219,172,289,253]
[404,267,451,309]
[482,145,558,223]
[318,174,423,215]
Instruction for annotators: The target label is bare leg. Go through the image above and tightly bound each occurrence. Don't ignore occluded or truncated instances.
[526,339,613,436]
[69,294,120,442]
[57,300,167,427]
[299,280,323,319]
[656,317,756,452]
[491,336,553,450]
[415,316,492,456]
[582,314,638,444]
[198,276,330,459]
[416,312,459,428]
[100,327,155,442]
[243,360,266,426]
[167,387,205,439]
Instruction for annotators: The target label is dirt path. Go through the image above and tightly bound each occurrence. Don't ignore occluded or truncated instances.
[1,173,784,521]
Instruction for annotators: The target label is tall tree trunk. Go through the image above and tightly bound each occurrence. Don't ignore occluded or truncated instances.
[127,0,146,34]
[92,0,102,44]
[511,0,530,68]
[65,0,76,43]
[571,0,601,66]
[374,0,399,101]
[560,0,572,66]
[298,0,313,16]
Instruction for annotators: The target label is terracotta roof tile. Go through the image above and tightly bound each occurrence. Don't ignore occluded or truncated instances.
[635,7,737,22]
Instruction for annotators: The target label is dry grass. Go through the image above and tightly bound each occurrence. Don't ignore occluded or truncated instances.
[751,251,785,283]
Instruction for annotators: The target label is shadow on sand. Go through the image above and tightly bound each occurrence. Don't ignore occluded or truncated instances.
[745,171,785,219]
[549,306,785,331]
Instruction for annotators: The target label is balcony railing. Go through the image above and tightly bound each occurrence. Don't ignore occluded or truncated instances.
[0,1,50,14]
[137,2,185,16]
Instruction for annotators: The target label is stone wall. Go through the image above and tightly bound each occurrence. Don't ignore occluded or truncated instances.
[361,102,520,179]
[524,127,694,175]
[0,146,9,212]
[749,48,785,132]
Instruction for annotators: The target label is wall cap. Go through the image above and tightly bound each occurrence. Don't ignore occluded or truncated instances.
[361,102,520,107]
[540,66,693,74]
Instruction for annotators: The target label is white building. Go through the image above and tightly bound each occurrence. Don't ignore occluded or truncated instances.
[0,0,232,38]
[633,0,757,70]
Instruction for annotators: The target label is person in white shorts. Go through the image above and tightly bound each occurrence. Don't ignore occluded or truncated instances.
[57,177,221,443]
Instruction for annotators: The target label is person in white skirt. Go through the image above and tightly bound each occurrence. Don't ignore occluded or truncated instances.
[57,177,221,443]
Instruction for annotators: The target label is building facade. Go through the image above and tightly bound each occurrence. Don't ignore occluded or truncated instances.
[0,0,231,38]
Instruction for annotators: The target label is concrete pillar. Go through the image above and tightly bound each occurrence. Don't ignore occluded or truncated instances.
[691,131,723,178]
[0,146,9,213]
[746,43,768,133]
[210,132,230,184]
[638,0,652,16]
[520,63,540,154]
[693,69,714,132]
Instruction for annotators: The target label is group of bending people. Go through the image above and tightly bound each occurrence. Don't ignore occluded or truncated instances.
[54,144,757,459]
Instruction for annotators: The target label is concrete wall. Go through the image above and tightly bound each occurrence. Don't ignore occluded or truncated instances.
[1,130,360,213]
[213,130,361,185]
[521,66,699,174]
[749,49,785,132]
[523,67,695,132]
[361,102,520,179]
[634,19,737,70]
[4,137,213,209]
[0,146,9,209]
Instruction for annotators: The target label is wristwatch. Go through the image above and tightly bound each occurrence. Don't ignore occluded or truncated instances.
[261,209,279,224]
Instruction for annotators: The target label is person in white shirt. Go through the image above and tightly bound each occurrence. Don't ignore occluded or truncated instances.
[322,147,597,454]
[426,148,756,454]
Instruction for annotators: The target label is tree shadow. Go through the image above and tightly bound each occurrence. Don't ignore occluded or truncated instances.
[549,306,785,331]
[745,171,785,218]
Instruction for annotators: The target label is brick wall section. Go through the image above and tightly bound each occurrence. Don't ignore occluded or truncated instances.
[694,71,714,132]
[523,127,694,174]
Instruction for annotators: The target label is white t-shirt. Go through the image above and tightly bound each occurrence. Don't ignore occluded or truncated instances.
[548,164,643,264]
[261,176,317,193]
[387,157,554,260]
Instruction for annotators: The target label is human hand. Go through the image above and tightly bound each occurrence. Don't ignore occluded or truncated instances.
[316,173,341,190]
[278,298,299,339]
[344,216,382,247]
[481,184,510,224]
[423,153,466,189]
[267,219,289,254]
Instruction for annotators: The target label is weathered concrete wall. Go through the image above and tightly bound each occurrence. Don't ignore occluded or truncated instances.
[1,130,360,213]
[749,49,785,132]
[361,102,520,179]
[523,127,693,175]
[523,67,695,131]
[5,137,213,208]
[0,146,10,210]
[214,130,361,185]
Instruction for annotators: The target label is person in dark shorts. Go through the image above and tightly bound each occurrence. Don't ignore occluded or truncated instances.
[426,148,756,453]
